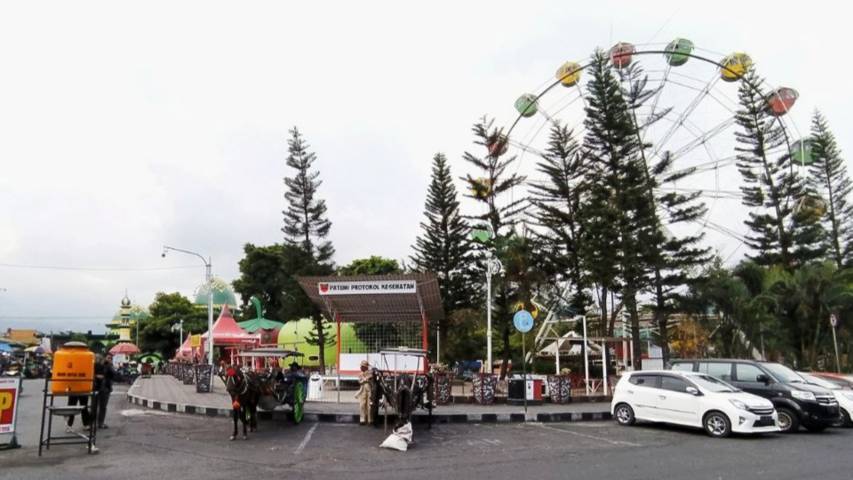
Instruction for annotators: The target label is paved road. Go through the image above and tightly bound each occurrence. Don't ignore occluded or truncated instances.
[2,379,853,480]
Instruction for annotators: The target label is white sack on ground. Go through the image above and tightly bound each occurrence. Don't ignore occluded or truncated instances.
[380,422,413,451]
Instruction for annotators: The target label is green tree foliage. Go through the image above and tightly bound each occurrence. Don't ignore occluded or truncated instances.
[338,256,401,276]
[530,123,591,314]
[282,127,336,370]
[735,69,822,268]
[232,243,287,319]
[411,152,477,359]
[282,127,334,264]
[139,292,208,358]
[579,51,654,368]
[232,242,333,369]
[807,111,853,268]
[462,116,526,378]
[620,63,711,364]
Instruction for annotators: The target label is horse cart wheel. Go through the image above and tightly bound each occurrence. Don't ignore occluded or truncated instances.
[292,382,305,424]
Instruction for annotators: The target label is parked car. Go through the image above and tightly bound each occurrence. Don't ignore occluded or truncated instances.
[611,370,779,438]
[798,372,853,427]
[807,372,853,390]
[671,359,841,433]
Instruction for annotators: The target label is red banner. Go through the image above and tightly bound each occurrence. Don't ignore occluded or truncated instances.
[0,377,20,434]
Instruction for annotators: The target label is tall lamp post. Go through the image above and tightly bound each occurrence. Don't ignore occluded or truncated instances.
[162,246,213,365]
[472,227,502,374]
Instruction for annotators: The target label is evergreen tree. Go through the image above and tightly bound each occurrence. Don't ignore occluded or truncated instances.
[807,111,853,268]
[579,51,653,369]
[530,123,591,314]
[620,63,711,364]
[283,127,334,263]
[411,153,477,358]
[734,70,821,268]
[282,126,335,371]
[462,117,526,378]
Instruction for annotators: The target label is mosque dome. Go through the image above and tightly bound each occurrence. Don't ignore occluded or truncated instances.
[194,277,238,308]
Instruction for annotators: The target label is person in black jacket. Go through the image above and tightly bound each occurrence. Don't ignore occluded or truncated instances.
[94,354,116,429]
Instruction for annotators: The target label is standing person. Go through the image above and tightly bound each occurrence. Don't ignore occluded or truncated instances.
[355,360,374,426]
[66,354,94,433]
[94,354,116,429]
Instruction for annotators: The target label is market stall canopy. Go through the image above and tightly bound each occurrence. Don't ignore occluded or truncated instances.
[109,342,140,355]
[24,345,47,354]
[0,342,17,353]
[201,305,260,345]
[296,273,444,323]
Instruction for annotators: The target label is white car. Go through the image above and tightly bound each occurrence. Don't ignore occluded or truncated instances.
[611,370,780,437]
[798,372,853,427]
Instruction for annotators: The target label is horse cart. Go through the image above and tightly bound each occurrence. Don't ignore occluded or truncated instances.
[235,348,308,424]
[369,348,434,429]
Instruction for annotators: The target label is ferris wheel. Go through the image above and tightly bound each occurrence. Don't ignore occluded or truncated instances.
[490,39,818,263]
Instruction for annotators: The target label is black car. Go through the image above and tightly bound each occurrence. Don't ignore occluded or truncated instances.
[670,359,842,433]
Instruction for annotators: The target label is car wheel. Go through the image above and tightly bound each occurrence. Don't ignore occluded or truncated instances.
[703,411,731,438]
[776,408,799,433]
[614,403,635,426]
[842,410,853,428]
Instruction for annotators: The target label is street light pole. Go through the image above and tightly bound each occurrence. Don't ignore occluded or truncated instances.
[830,314,841,374]
[485,251,502,375]
[163,245,213,365]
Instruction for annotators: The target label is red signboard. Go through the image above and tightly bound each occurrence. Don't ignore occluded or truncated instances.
[0,377,20,434]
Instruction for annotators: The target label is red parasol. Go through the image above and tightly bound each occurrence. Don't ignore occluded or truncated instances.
[110,342,140,355]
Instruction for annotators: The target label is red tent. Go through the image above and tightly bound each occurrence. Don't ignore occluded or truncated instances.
[201,306,259,363]
[175,334,193,359]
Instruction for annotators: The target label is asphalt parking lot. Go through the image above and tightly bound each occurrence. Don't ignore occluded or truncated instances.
[2,380,852,480]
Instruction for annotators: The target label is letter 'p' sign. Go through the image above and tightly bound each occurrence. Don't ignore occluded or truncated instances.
[0,392,12,410]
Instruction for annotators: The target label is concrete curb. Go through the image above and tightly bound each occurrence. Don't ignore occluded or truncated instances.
[126,390,612,424]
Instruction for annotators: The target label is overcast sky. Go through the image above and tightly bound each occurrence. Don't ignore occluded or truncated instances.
[0,1,850,334]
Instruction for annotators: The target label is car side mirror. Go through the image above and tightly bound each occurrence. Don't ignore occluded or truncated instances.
[685,386,700,396]
[756,374,771,385]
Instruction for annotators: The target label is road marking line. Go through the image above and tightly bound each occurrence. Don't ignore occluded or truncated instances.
[294,423,318,455]
[535,423,641,447]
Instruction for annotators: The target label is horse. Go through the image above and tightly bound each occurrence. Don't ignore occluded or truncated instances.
[370,371,434,429]
[222,366,260,440]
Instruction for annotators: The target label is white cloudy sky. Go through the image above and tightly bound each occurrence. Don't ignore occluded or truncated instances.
[0,1,850,334]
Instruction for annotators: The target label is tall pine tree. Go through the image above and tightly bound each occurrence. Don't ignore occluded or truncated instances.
[579,51,654,369]
[282,126,335,372]
[411,153,476,359]
[621,63,711,364]
[807,111,853,268]
[463,117,526,378]
[734,70,821,268]
[530,123,592,314]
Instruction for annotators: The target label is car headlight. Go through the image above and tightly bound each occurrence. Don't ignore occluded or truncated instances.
[791,390,816,401]
[729,399,748,410]
[842,392,853,401]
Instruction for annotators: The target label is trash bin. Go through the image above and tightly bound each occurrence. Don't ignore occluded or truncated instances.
[307,373,324,401]
[508,377,543,405]
[507,378,526,405]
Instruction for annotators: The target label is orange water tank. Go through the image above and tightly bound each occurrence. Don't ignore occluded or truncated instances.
[51,341,95,394]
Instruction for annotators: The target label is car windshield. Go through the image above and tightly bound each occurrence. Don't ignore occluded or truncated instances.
[762,363,805,383]
[690,374,739,393]
[798,373,840,390]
